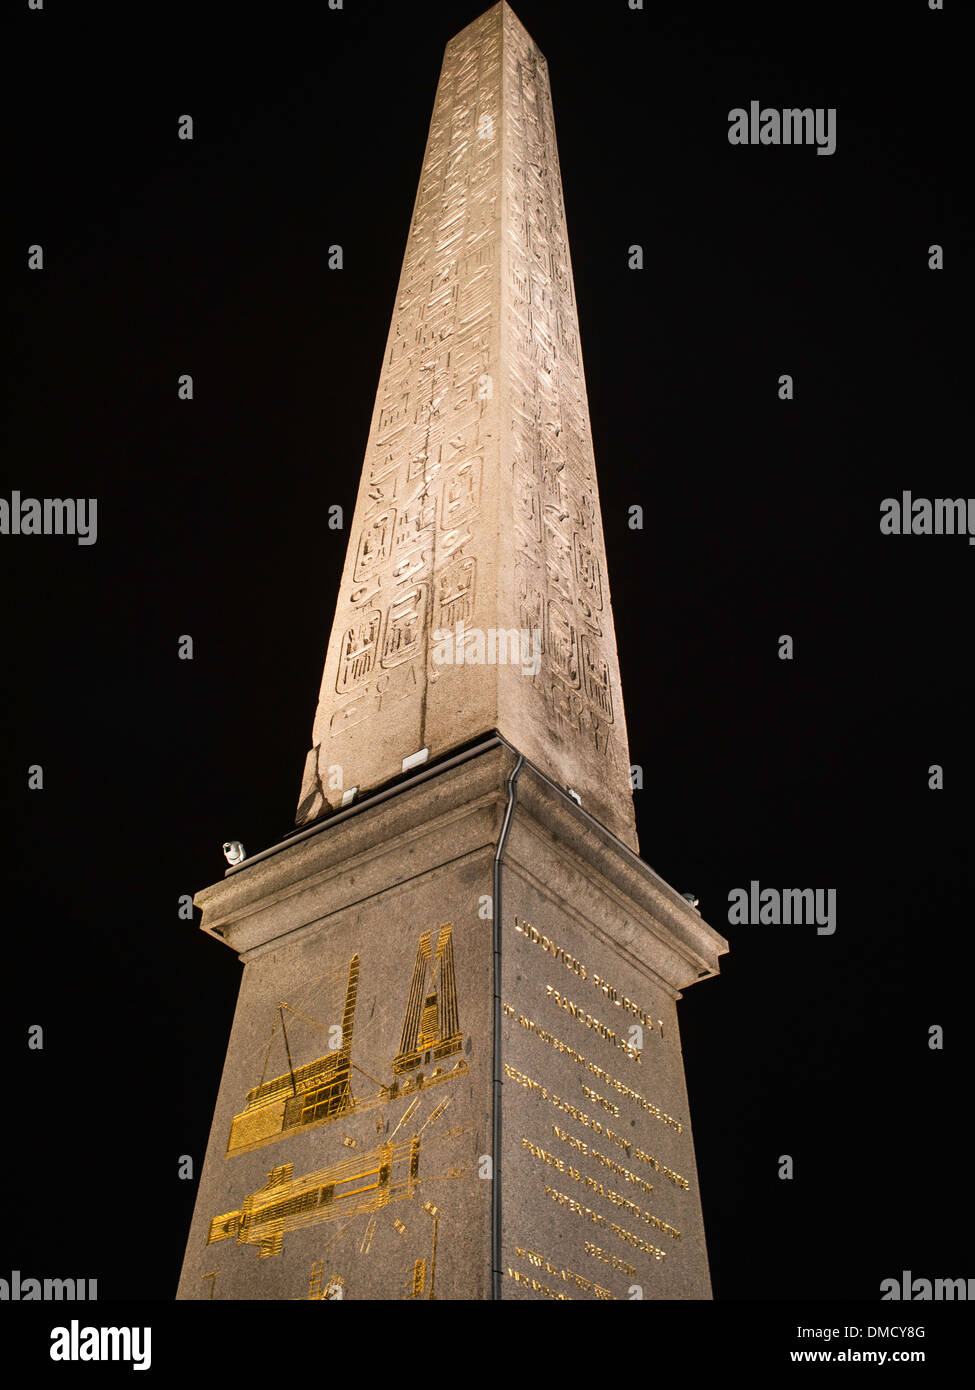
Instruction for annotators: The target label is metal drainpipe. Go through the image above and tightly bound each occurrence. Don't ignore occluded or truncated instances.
[492,752,524,1300]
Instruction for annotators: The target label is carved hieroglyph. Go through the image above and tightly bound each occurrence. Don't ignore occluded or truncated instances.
[297,2,638,850]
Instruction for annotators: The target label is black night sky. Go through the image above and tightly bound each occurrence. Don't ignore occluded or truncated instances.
[2,0,969,1327]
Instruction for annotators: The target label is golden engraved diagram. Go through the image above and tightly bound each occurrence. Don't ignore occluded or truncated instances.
[226,926,467,1158]
[227,956,360,1155]
[307,1265,344,1300]
[394,925,462,1073]
[207,1136,422,1260]
[207,1110,470,1266]
[208,925,472,1284]
[298,1197,444,1301]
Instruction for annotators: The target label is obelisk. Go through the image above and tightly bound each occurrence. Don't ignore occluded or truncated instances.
[178,2,727,1302]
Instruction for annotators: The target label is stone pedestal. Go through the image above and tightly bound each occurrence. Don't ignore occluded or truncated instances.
[177,741,727,1301]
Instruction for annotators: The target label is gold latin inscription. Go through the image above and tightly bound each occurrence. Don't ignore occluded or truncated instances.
[545,985,641,1061]
[505,1267,571,1300]
[522,1136,570,1175]
[591,975,661,1033]
[551,1121,691,1192]
[503,1062,634,1153]
[584,1242,638,1278]
[513,918,664,1038]
[513,1244,614,1300]
[543,1187,667,1260]
[522,1139,680,1240]
[609,1224,667,1260]
[543,1185,606,1226]
[514,917,588,979]
[550,1124,655,1196]
[634,1149,692,1192]
[580,1083,620,1115]
[504,1009,685,1133]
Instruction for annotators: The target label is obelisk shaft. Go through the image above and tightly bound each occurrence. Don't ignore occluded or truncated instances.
[297,3,638,851]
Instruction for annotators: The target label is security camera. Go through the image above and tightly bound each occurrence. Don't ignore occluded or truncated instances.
[223,840,246,866]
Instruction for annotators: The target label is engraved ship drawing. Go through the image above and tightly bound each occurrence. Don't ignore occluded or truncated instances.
[226,926,468,1157]
[227,955,360,1156]
[207,1136,422,1260]
[208,1117,471,1262]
